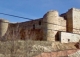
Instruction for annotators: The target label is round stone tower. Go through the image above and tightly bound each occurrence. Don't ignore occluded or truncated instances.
[0,19,9,39]
[42,10,59,41]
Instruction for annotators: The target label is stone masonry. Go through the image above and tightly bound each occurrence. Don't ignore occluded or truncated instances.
[0,8,80,42]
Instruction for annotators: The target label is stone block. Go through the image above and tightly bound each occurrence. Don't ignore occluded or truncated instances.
[73,29,80,34]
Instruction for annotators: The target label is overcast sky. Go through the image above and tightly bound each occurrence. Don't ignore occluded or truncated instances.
[0,0,80,22]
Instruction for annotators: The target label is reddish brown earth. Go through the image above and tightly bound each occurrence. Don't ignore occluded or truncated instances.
[34,49,80,57]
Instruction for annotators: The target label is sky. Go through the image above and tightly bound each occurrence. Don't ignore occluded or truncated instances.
[0,0,80,22]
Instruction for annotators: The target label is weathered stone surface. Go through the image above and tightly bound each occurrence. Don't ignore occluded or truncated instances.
[43,10,66,41]
[73,8,80,29]
[73,29,80,34]
[1,8,80,42]
[0,19,9,40]
[66,8,80,34]
[59,32,80,43]
[66,8,73,32]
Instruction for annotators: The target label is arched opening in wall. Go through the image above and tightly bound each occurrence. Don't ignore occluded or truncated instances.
[55,32,60,41]
[68,39,70,42]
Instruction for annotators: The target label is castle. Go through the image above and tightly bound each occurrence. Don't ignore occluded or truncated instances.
[0,8,80,43]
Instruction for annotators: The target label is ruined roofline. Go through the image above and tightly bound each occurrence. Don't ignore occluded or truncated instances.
[0,18,9,22]
[10,18,43,24]
[0,18,9,25]
[43,10,59,17]
[60,8,80,20]
[68,7,80,12]
[61,7,80,15]
[0,18,43,24]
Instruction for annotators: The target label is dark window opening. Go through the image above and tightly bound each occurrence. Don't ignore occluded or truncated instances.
[55,32,59,41]
[68,39,70,42]
[39,21,41,25]
[33,24,35,29]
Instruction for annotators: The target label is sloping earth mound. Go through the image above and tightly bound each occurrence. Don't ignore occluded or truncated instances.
[0,40,78,57]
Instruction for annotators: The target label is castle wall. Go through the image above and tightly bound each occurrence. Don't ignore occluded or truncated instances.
[66,8,80,34]
[43,10,66,41]
[3,19,43,41]
[73,8,80,34]
[3,10,66,41]
[1,8,80,42]
[66,8,73,32]
[0,19,9,40]
[58,8,80,43]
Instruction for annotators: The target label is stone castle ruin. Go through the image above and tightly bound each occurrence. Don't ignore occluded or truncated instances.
[0,8,80,43]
